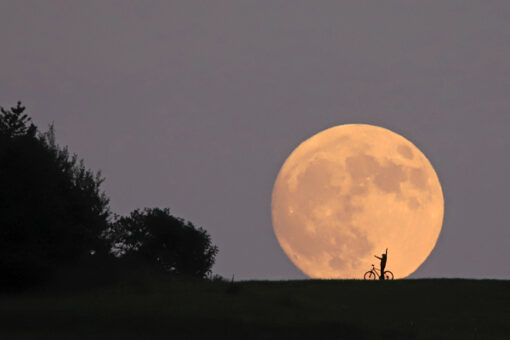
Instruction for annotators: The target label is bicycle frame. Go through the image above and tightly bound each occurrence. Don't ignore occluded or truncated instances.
[370,265,384,278]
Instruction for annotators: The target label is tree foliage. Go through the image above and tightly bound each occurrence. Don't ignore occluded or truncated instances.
[107,208,218,278]
[0,101,220,288]
[0,102,110,287]
[0,101,36,138]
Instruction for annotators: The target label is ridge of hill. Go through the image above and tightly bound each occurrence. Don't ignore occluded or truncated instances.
[1,278,508,339]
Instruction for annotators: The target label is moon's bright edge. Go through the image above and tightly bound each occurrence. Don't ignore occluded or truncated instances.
[271,124,444,279]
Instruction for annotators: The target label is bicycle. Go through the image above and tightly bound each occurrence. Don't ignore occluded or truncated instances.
[364,264,394,280]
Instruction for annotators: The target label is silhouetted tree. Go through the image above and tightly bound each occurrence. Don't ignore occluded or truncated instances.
[106,208,218,278]
[0,101,35,138]
[0,102,111,288]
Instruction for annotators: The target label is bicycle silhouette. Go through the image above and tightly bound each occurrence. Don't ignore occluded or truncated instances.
[364,264,394,280]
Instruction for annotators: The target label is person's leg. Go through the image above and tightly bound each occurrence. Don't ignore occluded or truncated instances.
[380,264,386,280]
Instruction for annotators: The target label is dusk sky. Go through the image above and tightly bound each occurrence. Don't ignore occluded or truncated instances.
[1,1,509,279]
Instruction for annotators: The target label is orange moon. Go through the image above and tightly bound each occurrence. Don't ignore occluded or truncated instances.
[271,124,444,279]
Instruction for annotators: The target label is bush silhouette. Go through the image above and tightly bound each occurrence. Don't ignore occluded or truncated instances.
[0,102,111,288]
[106,208,218,278]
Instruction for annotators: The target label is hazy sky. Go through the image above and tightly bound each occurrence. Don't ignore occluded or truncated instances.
[1,1,509,279]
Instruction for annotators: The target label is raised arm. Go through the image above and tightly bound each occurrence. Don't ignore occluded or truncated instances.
[374,255,382,260]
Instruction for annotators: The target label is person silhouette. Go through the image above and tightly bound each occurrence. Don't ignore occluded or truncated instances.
[374,248,388,280]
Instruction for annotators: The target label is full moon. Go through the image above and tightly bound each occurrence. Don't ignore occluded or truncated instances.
[271,124,444,279]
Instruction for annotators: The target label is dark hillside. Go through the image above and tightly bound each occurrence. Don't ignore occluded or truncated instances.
[0,279,508,339]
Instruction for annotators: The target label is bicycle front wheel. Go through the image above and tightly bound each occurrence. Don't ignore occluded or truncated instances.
[364,271,377,280]
[383,271,394,280]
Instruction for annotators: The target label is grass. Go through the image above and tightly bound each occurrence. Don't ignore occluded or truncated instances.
[0,277,508,339]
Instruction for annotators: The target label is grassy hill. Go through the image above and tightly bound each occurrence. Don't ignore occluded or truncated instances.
[0,278,508,339]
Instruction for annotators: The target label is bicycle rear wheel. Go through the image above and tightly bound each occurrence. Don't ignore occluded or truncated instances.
[364,271,377,280]
[383,271,394,280]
